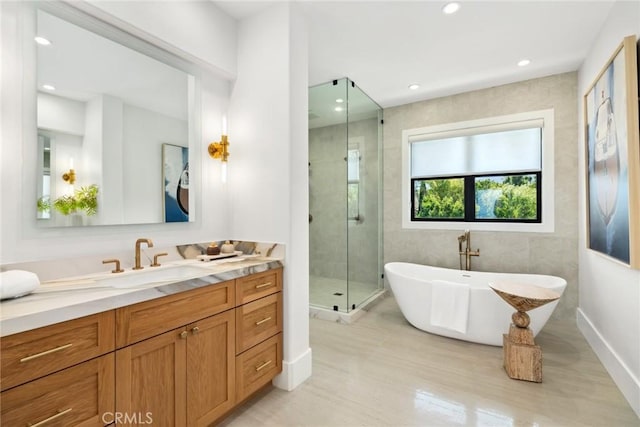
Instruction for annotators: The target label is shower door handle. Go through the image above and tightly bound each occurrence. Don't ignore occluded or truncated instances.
[309,214,313,223]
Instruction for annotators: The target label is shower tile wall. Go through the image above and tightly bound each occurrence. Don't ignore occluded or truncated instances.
[309,118,380,286]
[383,72,579,319]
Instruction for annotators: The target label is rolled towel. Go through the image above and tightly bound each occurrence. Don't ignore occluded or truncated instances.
[0,270,40,300]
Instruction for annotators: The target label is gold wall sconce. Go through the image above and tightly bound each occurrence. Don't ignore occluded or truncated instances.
[208,116,229,182]
[62,168,76,185]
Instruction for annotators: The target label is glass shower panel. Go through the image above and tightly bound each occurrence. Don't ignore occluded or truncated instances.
[309,78,383,313]
[346,81,383,310]
[309,79,348,311]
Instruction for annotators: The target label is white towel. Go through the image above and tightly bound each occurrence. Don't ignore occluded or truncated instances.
[430,279,470,334]
[0,270,40,300]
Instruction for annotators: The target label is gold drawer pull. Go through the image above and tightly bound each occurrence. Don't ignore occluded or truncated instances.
[20,344,73,362]
[191,326,200,335]
[28,408,72,426]
[255,317,272,326]
[255,360,272,372]
[179,331,188,339]
[255,282,272,289]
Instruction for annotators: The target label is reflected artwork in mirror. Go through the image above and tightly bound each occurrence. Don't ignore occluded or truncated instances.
[34,5,197,227]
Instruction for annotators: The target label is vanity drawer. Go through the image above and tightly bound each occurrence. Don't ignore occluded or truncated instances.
[0,353,115,427]
[236,292,282,354]
[0,310,115,391]
[235,268,282,305]
[235,333,282,402]
[116,280,234,347]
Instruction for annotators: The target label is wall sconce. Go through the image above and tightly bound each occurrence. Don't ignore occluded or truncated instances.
[62,158,75,184]
[62,169,76,185]
[208,116,229,183]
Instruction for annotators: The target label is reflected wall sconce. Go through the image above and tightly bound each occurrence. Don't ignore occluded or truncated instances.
[62,158,76,185]
[208,115,229,183]
[62,169,76,185]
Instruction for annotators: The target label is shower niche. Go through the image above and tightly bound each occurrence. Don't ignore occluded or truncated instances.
[308,78,384,319]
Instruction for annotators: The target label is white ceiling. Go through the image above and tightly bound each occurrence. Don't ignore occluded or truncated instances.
[216,0,616,108]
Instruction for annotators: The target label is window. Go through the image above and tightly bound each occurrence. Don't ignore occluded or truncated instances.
[347,148,360,220]
[402,109,554,232]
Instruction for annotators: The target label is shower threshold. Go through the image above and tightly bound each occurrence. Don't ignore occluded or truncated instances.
[309,288,387,324]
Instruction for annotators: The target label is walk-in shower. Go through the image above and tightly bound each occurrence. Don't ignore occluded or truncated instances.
[308,78,384,320]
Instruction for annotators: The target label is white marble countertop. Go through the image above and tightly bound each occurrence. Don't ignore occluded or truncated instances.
[0,256,283,337]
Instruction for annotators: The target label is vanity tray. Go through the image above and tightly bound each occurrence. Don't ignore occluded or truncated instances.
[196,251,243,262]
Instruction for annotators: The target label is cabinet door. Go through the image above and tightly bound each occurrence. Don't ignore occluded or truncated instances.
[116,328,187,426]
[186,310,236,427]
[1,353,114,427]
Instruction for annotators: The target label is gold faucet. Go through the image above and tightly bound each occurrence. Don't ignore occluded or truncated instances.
[134,238,154,270]
[458,230,480,271]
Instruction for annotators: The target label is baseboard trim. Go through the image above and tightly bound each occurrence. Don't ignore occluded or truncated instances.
[272,347,312,391]
[577,308,640,418]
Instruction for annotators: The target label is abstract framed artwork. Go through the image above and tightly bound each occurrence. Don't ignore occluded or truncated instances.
[584,35,640,269]
[162,143,189,223]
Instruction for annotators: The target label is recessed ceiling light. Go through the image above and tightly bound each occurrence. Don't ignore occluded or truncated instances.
[408,84,420,90]
[442,2,460,15]
[42,84,56,91]
[34,36,51,46]
[518,59,531,67]
[335,98,344,103]
[334,106,344,112]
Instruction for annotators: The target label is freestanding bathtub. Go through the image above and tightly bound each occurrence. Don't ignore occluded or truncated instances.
[384,262,566,346]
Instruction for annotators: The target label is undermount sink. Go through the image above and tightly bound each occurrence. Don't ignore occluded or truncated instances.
[95,265,213,289]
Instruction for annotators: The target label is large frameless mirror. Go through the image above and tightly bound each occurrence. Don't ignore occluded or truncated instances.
[34,4,197,227]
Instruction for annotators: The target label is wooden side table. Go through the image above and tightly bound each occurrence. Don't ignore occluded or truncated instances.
[489,281,560,383]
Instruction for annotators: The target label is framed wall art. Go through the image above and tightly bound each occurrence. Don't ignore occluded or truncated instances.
[584,35,640,269]
[162,143,189,223]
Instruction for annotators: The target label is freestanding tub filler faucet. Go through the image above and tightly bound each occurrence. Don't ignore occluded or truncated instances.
[458,230,480,271]
[134,238,154,270]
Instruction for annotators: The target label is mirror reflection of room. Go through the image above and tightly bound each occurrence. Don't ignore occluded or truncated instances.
[35,8,193,227]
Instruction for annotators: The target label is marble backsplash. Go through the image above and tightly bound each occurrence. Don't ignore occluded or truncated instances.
[1,241,284,283]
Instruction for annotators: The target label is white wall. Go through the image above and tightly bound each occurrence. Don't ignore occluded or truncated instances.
[122,104,187,224]
[37,92,85,135]
[99,94,124,225]
[0,1,231,263]
[577,0,640,417]
[227,3,311,390]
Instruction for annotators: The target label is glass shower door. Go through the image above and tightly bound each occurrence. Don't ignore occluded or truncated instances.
[346,80,383,311]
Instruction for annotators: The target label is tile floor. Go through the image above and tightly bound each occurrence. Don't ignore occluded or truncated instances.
[221,296,638,426]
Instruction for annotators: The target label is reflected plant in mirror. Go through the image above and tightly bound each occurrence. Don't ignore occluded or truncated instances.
[38,184,99,216]
[34,4,197,227]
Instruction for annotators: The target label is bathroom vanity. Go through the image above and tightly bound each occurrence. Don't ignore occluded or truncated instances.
[0,260,283,426]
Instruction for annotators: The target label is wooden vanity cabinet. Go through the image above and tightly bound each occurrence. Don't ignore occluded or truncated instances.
[234,269,283,403]
[115,280,237,426]
[0,267,283,426]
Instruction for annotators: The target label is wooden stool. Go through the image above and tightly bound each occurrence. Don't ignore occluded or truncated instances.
[489,282,560,383]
